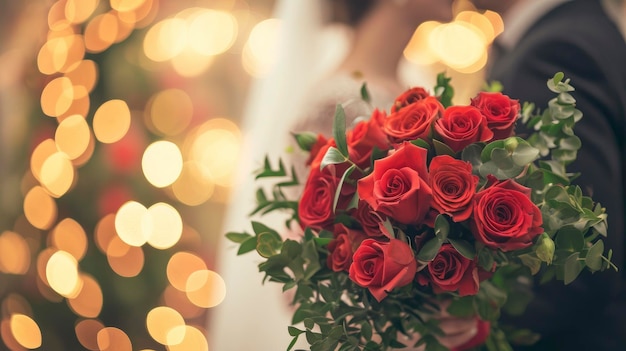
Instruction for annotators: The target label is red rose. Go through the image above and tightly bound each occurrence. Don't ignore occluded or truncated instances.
[305,134,328,166]
[429,155,478,222]
[434,106,494,153]
[471,179,543,251]
[357,142,432,224]
[383,96,444,144]
[391,87,431,112]
[417,244,479,296]
[352,200,389,238]
[327,224,367,272]
[349,238,417,301]
[470,92,520,141]
[347,109,389,169]
[298,167,338,231]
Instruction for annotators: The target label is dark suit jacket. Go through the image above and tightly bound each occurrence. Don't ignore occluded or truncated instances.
[487,0,626,350]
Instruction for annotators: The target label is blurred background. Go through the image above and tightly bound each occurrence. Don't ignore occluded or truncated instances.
[0,0,503,349]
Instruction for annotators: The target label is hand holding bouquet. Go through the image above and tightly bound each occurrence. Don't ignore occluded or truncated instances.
[227,73,616,351]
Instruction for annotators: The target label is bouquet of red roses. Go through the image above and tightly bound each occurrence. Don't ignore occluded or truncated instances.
[226,73,615,351]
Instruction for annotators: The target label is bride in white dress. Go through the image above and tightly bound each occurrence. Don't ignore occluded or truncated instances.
[207,1,460,350]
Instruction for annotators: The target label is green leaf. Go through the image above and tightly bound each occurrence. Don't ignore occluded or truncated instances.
[360,83,371,103]
[333,164,356,212]
[416,237,444,262]
[555,227,585,252]
[447,238,476,259]
[434,215,450,240]
[255,156,287,179]
[238,236,258,255]
[585,240,604,271]
[517,254,542,275]
[293,132,319,152]
[321,147,349,170]
[447,296,475,317]
[252,221,280,238]
[288,326,304,337]
[563,252,584,284]
[433,139,456,156]
[333,105,349,157]
[434,72,454,107]
[225,231,252,243]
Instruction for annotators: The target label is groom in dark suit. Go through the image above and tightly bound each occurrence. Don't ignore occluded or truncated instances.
[469,0,626,350]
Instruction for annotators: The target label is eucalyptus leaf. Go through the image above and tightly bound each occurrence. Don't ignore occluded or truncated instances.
[563,252,584,284]
[434,215,450,240]
[585,240,604,271]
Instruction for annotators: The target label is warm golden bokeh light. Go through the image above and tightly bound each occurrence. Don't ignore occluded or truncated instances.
[146,202,183,249]
[143,18,187,62]
[429,21,487,73]
[146,306,185,345]
[65,0,99,24]
[186,9,237,56]
[23,186,57,230]
[404,21,441,65]
[49,218,88,262]
[64,59,98,95]
[166,252,207,292]
[114,201,149,247]
[84,12,119,53]
[55,115,91,160]
[185,269,226,308]
[106,238,145,277]
[171,47,215,77]
[166,325,208,351]
[171,161,215,206]
[40,76,75,117]
[242,18,280,77]
[146,89,193,136]
[111,0,145,12]
[188,118,241,187]
[9,314,42,349]
[39,151,75,197]
[46,250,82,298]
[162,285,204,319]
[97,327,133,351]
[0,231,31,275]
[2,294,33,317]
[75,319,105,351]
[30,139,57,182]
[94,214,116,253]
[142,141,183,188]
[67,274,103,318]
[93,99,131,144]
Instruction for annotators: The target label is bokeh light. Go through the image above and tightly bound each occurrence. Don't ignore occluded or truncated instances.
[166,252,207,292]
[46,250,82,298]
[145,89,193,136]
[40,76,74,117]
[55,114,92,160]
[97,327,132,351]
[23,186,57,230]
[9,314,42,349]
[49,218,88,261]
[0,231,31,275]
[185,269,226,308]
[142,141,183,188]
[146,306,185,345]
[146,202,183,249]
[39,151,75,197]
[114,201,150,247]
[67,274,103,318]
[75,319,105,351]
[242,18,280,77]
[166,325,208,351]
[187,118,241,187]
[93,99,131,144]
